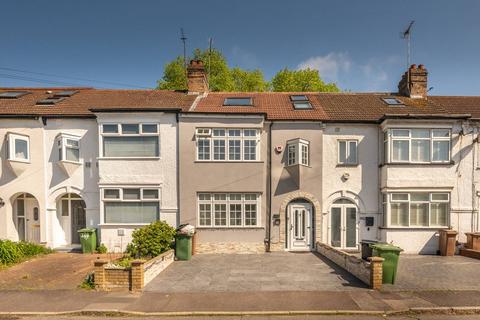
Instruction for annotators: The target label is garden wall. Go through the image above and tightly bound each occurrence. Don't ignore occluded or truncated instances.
[94,249,174,291]
[316,242,383,289]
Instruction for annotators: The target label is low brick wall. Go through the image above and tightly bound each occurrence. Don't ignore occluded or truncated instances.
[94,249,174,291]
[195,242,265,254]
[316,242,383,289]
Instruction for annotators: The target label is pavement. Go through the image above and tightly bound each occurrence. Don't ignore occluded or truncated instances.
[145,252,366,292]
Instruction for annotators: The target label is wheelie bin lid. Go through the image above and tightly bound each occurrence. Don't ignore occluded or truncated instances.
[370,243,403,252]
[77,228,96,233]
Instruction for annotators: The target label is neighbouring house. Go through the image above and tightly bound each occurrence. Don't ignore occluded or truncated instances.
[0,88,197,250]
[1,62,480,254]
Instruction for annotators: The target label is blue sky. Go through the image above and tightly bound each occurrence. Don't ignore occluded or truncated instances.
[1,0,479,95]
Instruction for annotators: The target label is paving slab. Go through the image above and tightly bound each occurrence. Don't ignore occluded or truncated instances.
[145,252,367,292]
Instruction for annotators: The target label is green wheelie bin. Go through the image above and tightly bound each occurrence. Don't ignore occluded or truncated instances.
[77,228,97,254]
[175,234,192,260]
[370,243,403,284]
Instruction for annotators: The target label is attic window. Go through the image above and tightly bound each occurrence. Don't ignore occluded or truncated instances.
[382,98,404,106]
[0,91,30,99]
[224,97,253,106]
[290,95,312,109]
[37,97,65,105]
[54,90,78,97]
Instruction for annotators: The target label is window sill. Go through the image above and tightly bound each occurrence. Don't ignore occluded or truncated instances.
[336,163,359,168]
[379,226,450,230]
[379,161,454,168]
[286,163,311,168]
[195,226,264,230]
[7,158,30,164]
[99,223,151,226]
[58,160,82,165]
[194,160,264,163]
[98,157,161,160]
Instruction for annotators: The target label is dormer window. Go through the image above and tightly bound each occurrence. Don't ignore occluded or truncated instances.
[287,139,309,166]
[57,134,81,163]
[290,95,312,109]
[223,97,253,106]
[7,133,30,162]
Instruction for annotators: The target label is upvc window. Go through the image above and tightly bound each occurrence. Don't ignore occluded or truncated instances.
[197,193,260,227]
[57,134,80,162]
[286,139,309,167]
[385,128,451,163]
[7,133,30,162]
[386,192,449,227]
[195,128,260,161]
[338,140,357,165]
[102,187,159,224]
[101,123,159,158]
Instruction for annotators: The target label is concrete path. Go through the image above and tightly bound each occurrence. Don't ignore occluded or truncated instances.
[0,252,119,290]
[145,252,366,292]
[383,255,480,291]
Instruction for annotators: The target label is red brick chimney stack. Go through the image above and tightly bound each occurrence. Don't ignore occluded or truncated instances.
[187,60,209,94]
[398,64,428,99]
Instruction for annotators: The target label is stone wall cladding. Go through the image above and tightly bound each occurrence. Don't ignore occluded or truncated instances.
[195,242,265,254]
[316,242,383,289]
[94,249,174,291]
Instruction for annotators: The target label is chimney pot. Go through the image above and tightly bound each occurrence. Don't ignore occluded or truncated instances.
[410,64,417,69]
[418,64,425,69]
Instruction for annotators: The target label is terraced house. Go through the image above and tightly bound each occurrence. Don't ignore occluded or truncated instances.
[1,61,479,254]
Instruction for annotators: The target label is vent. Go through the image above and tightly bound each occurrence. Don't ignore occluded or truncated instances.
[0,91,30,99]
[223,97,253,106]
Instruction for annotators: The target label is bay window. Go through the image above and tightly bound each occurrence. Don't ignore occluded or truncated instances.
[57,134,80,162]
[102,187,159,224]
[7,133,30,162]
[385,192,449,227]
[286,139,309,166]
[197,193,260,227]
[384,128,451,163]
[101,123,159,158]
[195,128,260,161]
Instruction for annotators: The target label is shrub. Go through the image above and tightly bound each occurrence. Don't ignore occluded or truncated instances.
[79,272,95,290]
[0,240,52,266]
[126,221,175,258]
[97,243,108,254]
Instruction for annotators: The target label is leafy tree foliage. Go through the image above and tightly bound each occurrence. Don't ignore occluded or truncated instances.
[271,68,340,92]
[157,49,339,92]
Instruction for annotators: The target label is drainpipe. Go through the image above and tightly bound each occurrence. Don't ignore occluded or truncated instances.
[266,121,273,252]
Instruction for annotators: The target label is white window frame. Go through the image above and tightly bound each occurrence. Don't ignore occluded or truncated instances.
[286,138,309,167]
[337,139,358,165]
[101,187,160,224]
[195,128,260,162]
[100,123,159,159]
[197,193,260,228]
[7,133,30,163]
[57,134,81,163]
[385,128,451,164]
[385,192,450,228]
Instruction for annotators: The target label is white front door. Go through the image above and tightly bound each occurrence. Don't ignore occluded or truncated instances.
[330,202,358,250]
[288,203,312,251]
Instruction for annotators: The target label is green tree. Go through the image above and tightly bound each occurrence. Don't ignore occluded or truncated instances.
[157,48,270,92]
[271,68,340,92]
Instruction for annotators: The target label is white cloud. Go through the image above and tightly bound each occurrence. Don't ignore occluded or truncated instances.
[297,52,351,82]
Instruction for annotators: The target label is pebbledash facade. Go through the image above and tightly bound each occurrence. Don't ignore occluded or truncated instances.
[1,62,480,254]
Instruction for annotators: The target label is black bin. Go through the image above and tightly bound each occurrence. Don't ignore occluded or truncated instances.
[360,240,378,260]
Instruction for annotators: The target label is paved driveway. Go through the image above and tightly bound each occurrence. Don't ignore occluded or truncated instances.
[145,252,366,293]
[383,255,480,291]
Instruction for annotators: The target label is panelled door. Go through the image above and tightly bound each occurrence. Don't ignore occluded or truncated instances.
[71,200,86,244]
[288,203,313,251]
[330,199,358,250]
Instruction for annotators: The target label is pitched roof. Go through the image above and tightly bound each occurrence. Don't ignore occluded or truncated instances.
[194,92,480,122]
[0,87,197,117]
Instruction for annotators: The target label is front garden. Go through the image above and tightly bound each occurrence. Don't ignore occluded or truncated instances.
[0,240,52,267]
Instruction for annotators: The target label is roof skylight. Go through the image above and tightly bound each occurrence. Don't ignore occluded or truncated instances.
[223,97,253,106]
[37,97,66,105]
[0,91,30,99]
[54,90,78,97]
[382,98,404,106]
[290,95,312,109]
